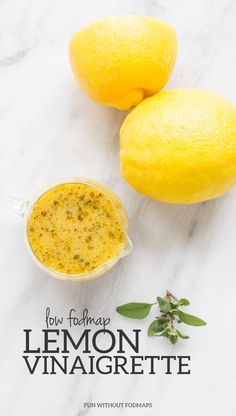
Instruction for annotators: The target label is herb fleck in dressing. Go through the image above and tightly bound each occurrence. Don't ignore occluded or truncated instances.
[28,183,125,275]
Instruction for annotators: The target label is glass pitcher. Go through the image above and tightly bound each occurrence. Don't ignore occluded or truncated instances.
[0,178,132,281]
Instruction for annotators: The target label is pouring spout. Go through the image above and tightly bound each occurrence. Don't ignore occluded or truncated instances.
[120,233,133,258]
[0,193,28,217]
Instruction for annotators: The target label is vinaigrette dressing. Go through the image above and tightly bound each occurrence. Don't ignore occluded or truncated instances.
[27,183,126,275]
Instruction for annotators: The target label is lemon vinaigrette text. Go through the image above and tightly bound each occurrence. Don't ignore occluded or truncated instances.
[22,328,190,375]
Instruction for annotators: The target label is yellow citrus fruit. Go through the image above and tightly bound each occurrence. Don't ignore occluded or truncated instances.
[69,16,177,110]
[120,88,236,204]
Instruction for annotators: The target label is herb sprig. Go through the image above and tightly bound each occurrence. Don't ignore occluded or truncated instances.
[116,291,206,345]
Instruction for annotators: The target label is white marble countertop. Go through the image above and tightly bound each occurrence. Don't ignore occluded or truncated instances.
[0,0,236,415]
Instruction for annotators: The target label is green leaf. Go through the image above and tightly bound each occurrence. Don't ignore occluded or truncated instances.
[176,329,189,339]
[116,302,153,319]
[179,298,190,306]
[157,297,171,313]
[167,328,178,336]
[148,319,168,336]
[168,334,178,345]
[157,316,169,323]
[178,310,207,326]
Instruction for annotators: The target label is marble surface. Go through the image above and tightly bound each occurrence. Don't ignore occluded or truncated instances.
[0,0,236,415]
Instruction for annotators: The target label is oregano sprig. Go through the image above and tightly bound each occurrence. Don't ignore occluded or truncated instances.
[116,291,206,345]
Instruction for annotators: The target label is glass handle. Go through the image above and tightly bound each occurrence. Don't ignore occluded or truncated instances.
[0,193,28,217]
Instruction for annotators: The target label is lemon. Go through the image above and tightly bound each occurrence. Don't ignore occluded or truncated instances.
[120,88,236,204]
[69,16,177,110]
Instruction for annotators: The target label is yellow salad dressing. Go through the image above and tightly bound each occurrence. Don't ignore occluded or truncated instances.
[27,183,126,275]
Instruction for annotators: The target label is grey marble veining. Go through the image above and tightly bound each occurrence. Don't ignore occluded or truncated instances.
[0,0,236,415]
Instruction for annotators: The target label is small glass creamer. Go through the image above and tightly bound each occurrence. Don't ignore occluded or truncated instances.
[0,178,132,281]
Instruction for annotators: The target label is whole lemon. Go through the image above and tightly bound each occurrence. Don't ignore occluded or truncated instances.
[69,16,177,110]
[120,88,236,204]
